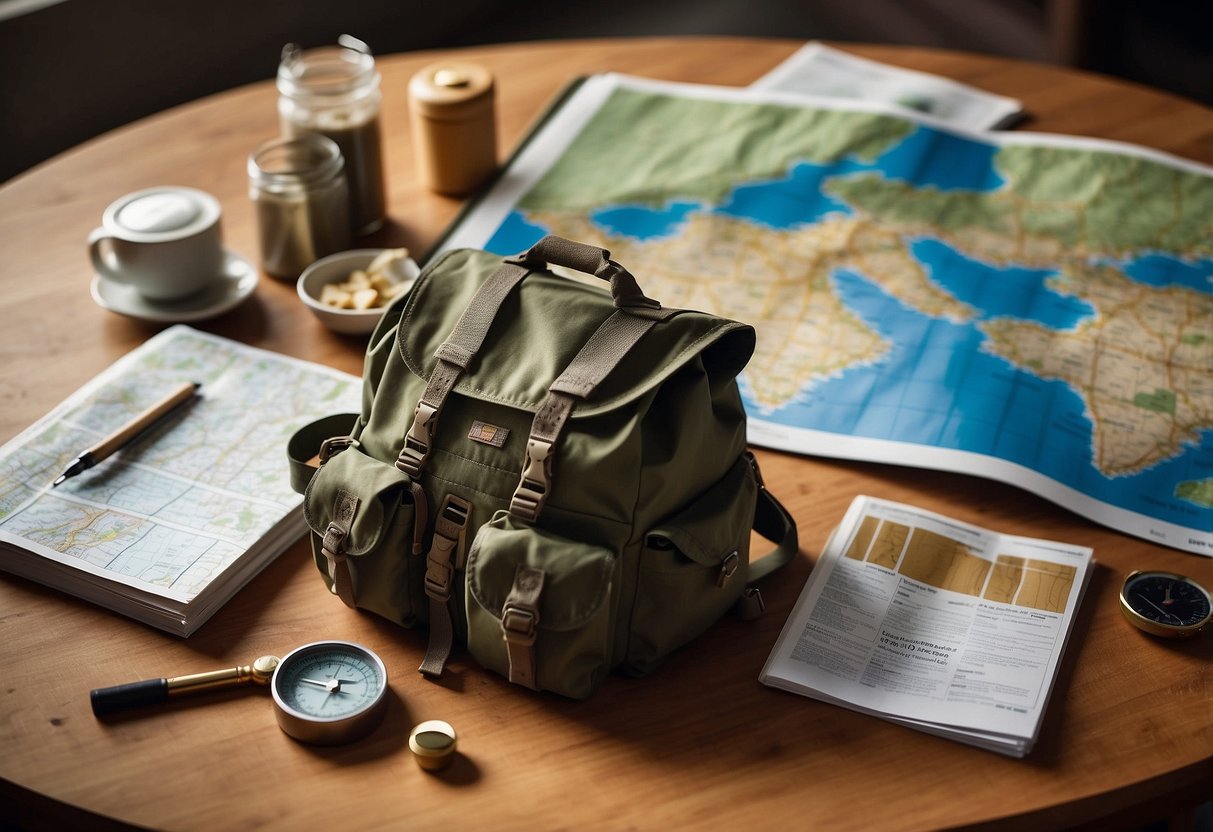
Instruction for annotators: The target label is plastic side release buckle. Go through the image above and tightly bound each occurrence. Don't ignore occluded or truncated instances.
[501,566,545,690]
[317,435,358,465]
[321,490,360,607]
[417,493,472,680]
[321,489,359,561]
[501,605,539,646]
[509,438,553,522]
[396,401,439,477]
[424,495,471,603]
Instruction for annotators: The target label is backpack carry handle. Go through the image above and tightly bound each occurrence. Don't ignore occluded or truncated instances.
[508,236,661,311]
[399,237,671,480]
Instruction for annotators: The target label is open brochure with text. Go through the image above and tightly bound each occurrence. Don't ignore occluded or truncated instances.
[760,495,1093,757]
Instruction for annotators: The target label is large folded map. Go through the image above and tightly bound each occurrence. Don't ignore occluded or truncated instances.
[439,73,1213,555]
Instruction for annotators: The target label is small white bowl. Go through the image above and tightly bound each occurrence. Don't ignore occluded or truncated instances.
[297,248,419,335]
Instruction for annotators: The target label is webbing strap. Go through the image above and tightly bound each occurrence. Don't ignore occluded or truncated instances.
[440,261,533,360]
[285,412,361,494]
[398,242,676,479]
[396,360,460,477]
[320,490,360,608]
[509,310,665,521]
[396,260,531,477]
[728,453,800,621]
[502,565,545,690]
[746,453,800,584]
[418,495,471,678]
[547,308,675,401]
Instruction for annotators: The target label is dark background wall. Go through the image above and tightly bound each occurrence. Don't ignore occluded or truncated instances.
[2,0,1210,183]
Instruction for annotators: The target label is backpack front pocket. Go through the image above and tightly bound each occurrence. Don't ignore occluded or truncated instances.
[624,454,758,675]
[465,511,615,699]
[303,448,425,627]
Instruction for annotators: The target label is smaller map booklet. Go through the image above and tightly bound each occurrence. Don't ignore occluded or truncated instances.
[750,42,1025,131]
[760,496,1093,757]
[0,327,361,636]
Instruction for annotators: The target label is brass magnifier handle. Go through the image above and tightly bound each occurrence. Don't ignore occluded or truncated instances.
[90,655,279,716]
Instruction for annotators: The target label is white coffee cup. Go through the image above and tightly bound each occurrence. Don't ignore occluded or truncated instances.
[89,187,225,301]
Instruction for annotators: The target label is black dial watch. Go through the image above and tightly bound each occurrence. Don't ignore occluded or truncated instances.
[1119,571,1212,639]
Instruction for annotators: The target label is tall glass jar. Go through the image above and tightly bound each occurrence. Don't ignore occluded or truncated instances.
[277,36,387,236]
[248,134,351,278]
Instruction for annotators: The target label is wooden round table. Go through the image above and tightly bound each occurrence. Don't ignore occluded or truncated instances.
[1,37,1210,831]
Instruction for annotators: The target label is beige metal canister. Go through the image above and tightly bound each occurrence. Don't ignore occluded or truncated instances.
[408,62,498,196]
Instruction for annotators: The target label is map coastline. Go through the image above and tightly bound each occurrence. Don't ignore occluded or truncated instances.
[442,73,1213,554]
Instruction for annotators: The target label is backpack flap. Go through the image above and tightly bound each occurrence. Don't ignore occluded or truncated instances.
[395,248,756,419]
[387,245,756,526]
[302,448,427,626]
[465,510,615,699]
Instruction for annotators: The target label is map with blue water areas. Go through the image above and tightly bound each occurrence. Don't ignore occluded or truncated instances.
[441,74,1213,554]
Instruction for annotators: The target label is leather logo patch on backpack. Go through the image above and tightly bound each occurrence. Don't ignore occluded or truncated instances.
[468,420,510,448]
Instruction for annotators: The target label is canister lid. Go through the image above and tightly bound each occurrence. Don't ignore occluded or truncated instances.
[408,719,458,771]
[409,62,494,119]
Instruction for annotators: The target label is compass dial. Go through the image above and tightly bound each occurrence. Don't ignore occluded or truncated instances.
[271,641,388,744]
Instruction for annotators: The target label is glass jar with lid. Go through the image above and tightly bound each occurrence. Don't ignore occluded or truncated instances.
[248,134,351,278]
[278,35,386,236]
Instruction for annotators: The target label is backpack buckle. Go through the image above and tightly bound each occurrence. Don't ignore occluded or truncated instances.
[501,604,539,646]
[510,438,553,521]
[321,490,359,608]
[317,435,358,464]
[424,495,471,603]
[717,550,740,587]
[397,401,439,477]
[501,566,545,690]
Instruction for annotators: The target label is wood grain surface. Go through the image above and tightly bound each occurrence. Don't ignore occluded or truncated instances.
[0,37,1210,832]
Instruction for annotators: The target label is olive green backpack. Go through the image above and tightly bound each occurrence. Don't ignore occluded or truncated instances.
[288,236,798,699]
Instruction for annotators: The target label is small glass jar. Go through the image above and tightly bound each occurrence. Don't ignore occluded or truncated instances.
[248,135,351,278]
[278,36,387,236]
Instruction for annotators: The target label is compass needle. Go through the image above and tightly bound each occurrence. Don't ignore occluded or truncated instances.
[271,641,389,745]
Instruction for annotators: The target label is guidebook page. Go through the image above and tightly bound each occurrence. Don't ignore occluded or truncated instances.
[760,496,1092,752]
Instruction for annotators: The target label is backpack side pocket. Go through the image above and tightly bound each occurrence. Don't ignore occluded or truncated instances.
[466,511,615,699]
[624,454,758,675]
[303,449,425,627]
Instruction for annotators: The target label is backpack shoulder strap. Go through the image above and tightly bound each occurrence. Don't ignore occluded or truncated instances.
[509,307,673,521]
[746,452,799,583]
[734,452,798,620]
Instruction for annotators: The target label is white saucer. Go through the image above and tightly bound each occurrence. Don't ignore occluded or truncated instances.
[91,248,259,323]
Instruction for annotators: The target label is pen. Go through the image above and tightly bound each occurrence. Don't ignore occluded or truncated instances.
[52,381,201,487]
